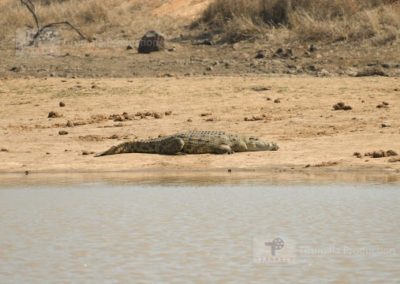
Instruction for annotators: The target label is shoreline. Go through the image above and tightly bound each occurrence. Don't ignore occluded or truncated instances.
[1,168,399,188]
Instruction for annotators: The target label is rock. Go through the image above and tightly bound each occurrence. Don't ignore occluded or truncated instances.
[274,48,292,58]
[381,63,390,69]
[66,120,74,127]
[372,150,386,158]
[48,111,62,118]
[109,114,125,121]
[58,130,68,135]
[318,69,330,77]
[255,50,266,59]
[309,44,317,52]
[59,101,65,107]
[356,67,388,77]
[135,112,146,119]
[126,45,133,50]
[252,87,271,92]
[158,73,174,78]
[138,30,165,54]
[90,114,108,123]
[1,148,8,152]
[365,150,398,158]
[165,111,172,116]
[333,102,352,111]
[71,120,87,126]
[353,152,362,158]
[376,102,389,109]
[386,150,398,157]
[308,65,317,72]
[122,112,132,120]
[108,134,120,139]
[381,123,391,128]
[10,66,21,72]
[200,112,212,117]
[192,39,212,46]
[244,115,267,121]
[285,48,293,57]
[274,99,281,104]
[153,112,163,119]
[79,135,103,142]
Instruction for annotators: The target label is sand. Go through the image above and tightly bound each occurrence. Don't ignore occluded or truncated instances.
[0,75,399,174]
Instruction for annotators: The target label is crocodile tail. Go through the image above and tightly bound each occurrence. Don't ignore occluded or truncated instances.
[94,143,124,157]
[95,141,159,157]
[95,141,138,157]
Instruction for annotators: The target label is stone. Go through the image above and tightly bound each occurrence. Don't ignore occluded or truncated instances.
[58,130,68,135]
[255,50,266,59]
[138,30,165,54]
[48,111,62,118]
[333,102,352,111]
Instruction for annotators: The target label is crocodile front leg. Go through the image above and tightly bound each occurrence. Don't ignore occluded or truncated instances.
[211,144,234,154]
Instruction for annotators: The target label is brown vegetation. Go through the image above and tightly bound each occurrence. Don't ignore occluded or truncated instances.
[1,0,399,46]
[0,0,185,40]
[199,0,400,43]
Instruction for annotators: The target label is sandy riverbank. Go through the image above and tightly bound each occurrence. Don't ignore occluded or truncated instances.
[0,76,399,175]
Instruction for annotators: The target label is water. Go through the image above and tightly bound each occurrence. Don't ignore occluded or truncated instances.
[0,182,399,283]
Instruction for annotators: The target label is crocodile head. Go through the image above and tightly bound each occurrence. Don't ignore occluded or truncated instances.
[246,137,279,151]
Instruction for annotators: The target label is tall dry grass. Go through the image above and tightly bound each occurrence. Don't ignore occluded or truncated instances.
[0,0,184,41]
[0,0,114,40]
[199,0,400,44]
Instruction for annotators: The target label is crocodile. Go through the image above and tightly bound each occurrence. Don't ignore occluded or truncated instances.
[95,131,279,156]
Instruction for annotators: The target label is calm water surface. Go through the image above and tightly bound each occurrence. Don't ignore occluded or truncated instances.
[0,182,399,283]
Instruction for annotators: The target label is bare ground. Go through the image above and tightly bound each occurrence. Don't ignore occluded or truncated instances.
[0,76,399,174]
[1,39,400,79]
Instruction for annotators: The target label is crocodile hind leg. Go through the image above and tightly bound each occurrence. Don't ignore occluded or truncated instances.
[211,144,234,154]
[156,137,185,154]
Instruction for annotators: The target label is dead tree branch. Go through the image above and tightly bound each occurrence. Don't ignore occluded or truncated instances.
[20,0,40,30]
[20,0,90,45]
[33,21,87,42]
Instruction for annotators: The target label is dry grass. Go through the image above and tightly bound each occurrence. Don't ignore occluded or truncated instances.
[1,0,399,46]
[199,0,400,44]
[0,0,184,41]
